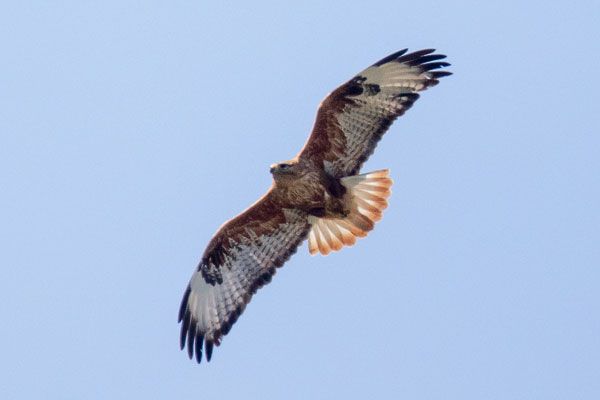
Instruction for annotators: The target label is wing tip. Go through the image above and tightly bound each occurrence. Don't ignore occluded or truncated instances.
[195,333,204,363]
[178,285,191,323]
[205,341,214,362]
[372,48,408,66]
[431,71,453,78]
[179,316,217,364]
[180,311,191,350]
[371,48,452,78]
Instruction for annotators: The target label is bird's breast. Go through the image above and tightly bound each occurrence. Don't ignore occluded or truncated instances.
[281,172,326,210]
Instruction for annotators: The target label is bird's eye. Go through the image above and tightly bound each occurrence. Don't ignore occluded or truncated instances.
[280,164,289,169]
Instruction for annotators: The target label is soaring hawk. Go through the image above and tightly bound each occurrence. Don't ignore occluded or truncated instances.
[179,48,451,363]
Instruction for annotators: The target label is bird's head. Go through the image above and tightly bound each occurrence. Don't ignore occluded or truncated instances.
[269,159,300,182]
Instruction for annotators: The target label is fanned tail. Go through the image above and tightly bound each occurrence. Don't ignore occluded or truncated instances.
[308,169,392,255]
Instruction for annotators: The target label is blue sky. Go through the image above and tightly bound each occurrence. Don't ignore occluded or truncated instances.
[1,1,599,399]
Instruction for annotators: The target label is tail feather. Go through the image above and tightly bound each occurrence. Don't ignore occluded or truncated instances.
[337,219,365,238]
[318,221,335,250]
[353,187,390,199]
[354,197,382,213]
[308,229,319,255]
[347,212,374,233]
[307,169,393,255]
[323,220,345,252]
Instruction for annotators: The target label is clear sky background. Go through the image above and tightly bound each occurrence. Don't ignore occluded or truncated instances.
[1,1,599,399]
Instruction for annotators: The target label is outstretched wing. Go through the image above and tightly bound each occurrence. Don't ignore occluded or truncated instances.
[178,190,310,363]
[298,49,452,177]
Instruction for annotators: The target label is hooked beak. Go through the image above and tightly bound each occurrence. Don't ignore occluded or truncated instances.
[269,164,276,174]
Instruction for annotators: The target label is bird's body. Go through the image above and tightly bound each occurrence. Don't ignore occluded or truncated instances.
[179,48,452,362]
[271,159,349,219]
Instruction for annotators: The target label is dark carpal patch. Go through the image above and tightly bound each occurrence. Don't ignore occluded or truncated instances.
[344,76,369,97]
[364,83,380,96]
[202,241,225,268]
[201,264,223,285]
[344,83,363,96]
[199,241,226,284]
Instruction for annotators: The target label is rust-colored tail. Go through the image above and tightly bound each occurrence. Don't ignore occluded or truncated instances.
[308,169,392,255]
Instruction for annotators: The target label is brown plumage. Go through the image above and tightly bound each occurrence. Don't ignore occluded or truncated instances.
[179,48,452,363]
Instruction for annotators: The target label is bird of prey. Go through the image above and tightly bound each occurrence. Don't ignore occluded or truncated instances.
[179,48,451,363]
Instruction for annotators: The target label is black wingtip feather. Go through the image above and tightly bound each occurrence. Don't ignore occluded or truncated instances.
[431,71,453,78]
[180,312,190,350]
[205,341,214,362]
[187,325,195,359]
[178,286,191,322]
[394,48,436,64]
[422,61,451,71]
[372,48,408,66]
[412,54,447,64]
[195,333,204,363]
[371,49,452,79]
